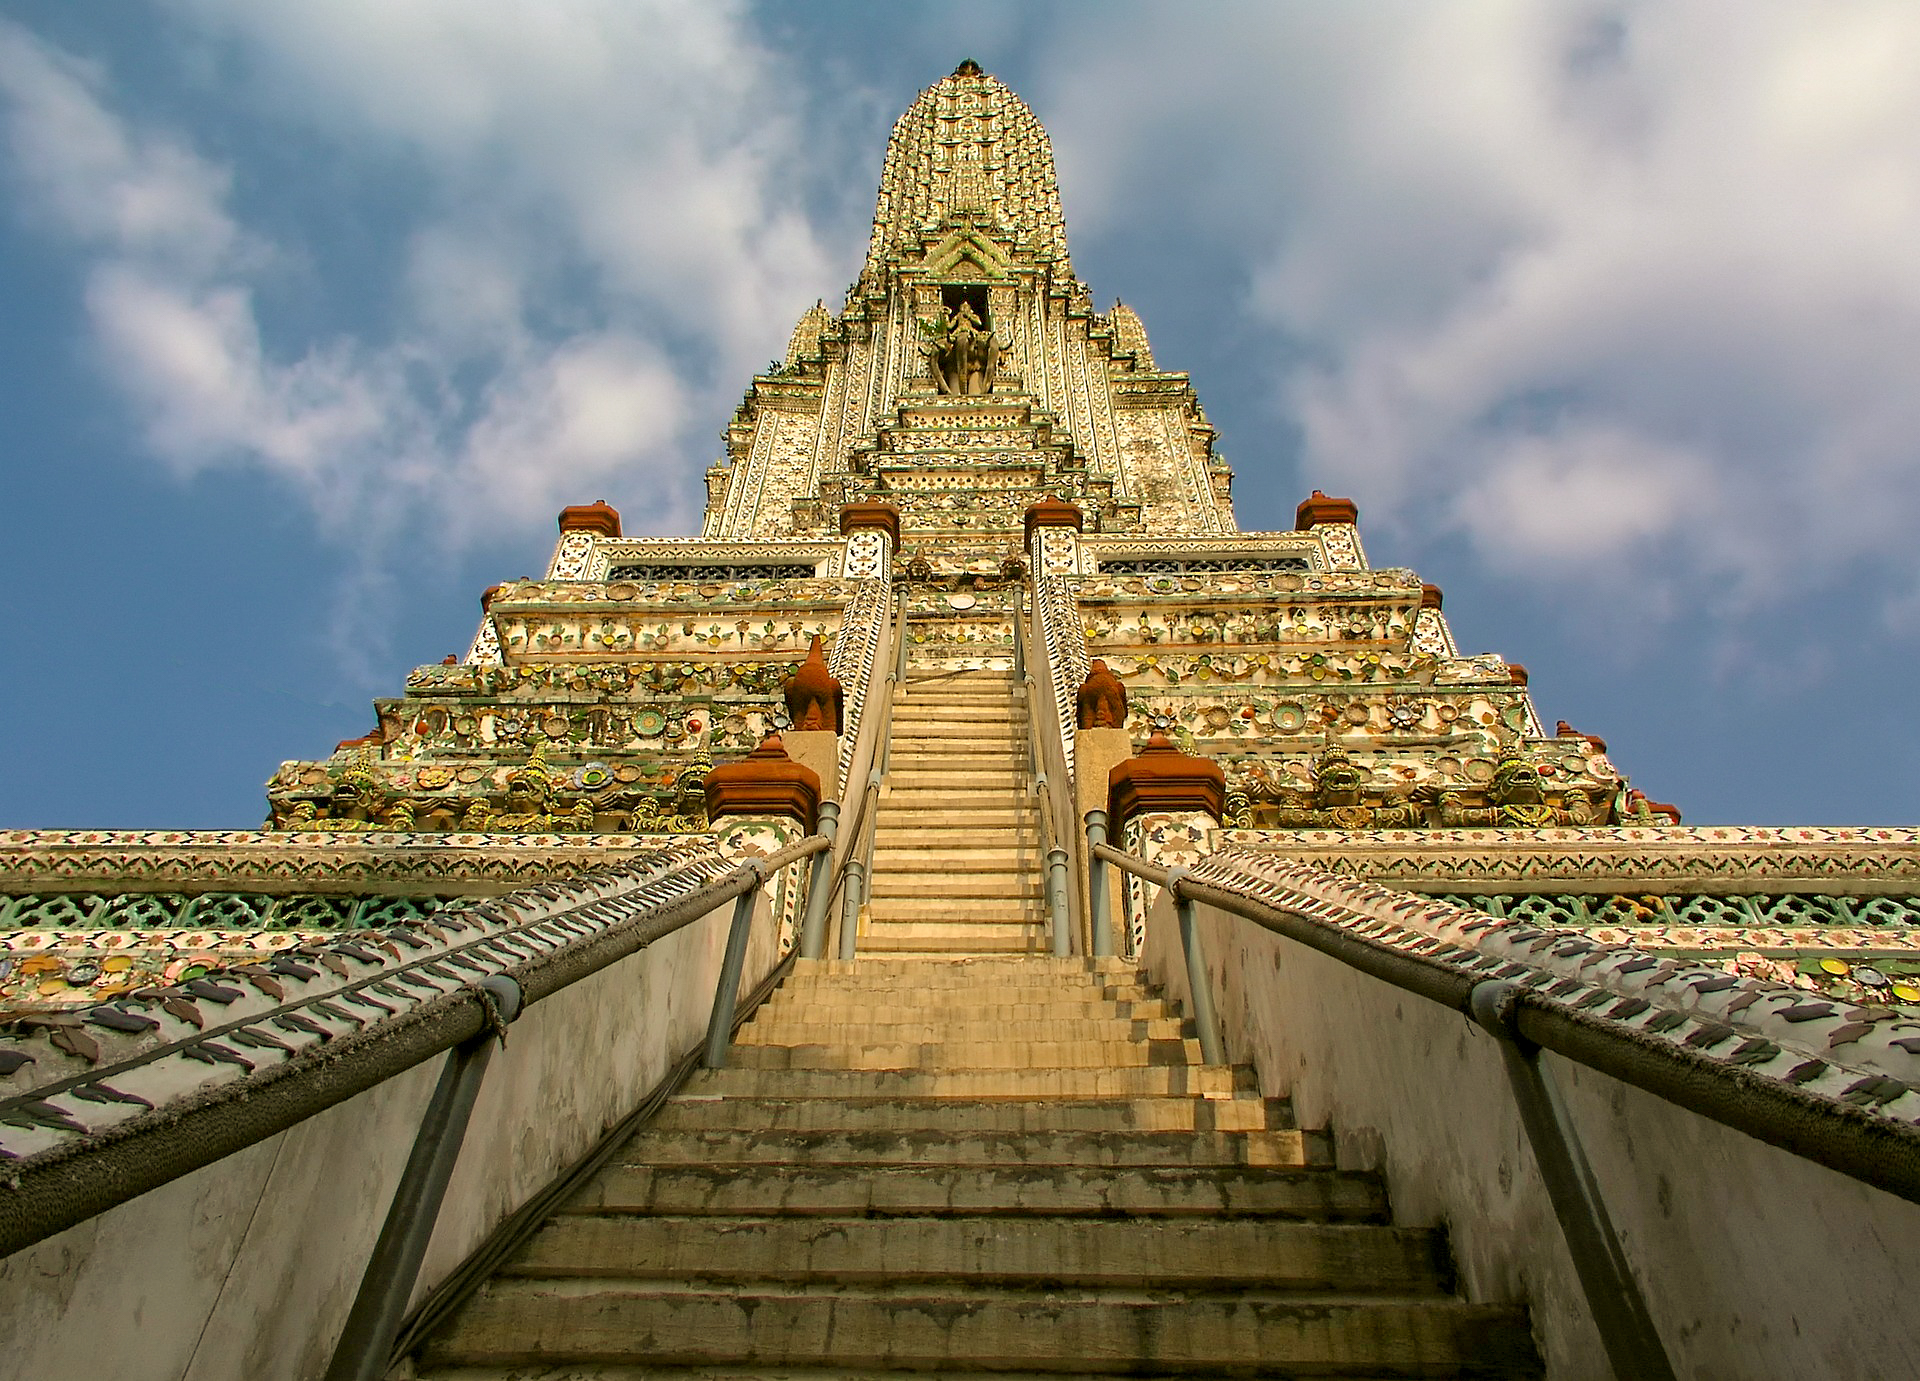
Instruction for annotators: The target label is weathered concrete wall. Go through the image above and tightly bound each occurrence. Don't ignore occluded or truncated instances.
[1141,892,1920,1381]
[0,885,782,1381]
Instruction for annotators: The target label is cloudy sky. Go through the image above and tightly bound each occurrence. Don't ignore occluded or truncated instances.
[2,0,1916,828]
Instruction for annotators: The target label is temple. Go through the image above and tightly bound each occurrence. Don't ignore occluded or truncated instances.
[3,61,1919,1381]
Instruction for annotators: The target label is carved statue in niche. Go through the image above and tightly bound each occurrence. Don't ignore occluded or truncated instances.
[271,749,420,831]
[328,754,386,823]
[1271,745,1431,829]
[921,300,1006,396]
[1438,748,1608,828]
[1076,659,1128,729]
[462,743,593,834]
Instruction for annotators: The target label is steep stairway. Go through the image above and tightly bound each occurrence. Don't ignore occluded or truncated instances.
[417,955,1543,1378]
[861,657,1050,955]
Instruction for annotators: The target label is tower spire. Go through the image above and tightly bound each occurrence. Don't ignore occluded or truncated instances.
[864,63,1071,281]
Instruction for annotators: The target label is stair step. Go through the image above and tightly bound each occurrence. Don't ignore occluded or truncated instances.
[423,1284,1540,1373]
[879,795,1036,806]
[869,836,1044,852]
[871,810,1036,822]
[867,876,1043,899]
[509,1215,1446,1290]
[859,850,1047,870]
[647,1094,1294,1135]
[762,999,1177,1023]
[862,900,1049,920]
[684,1066,1240,1100]
[725,1038,1206,1071]
[858,921,1049,944]
[741,1015,1190,1042]
[777,969,1147,994]
[858,935,1050,956]
[616,1127,1323,1169]
[882,772,1027,783]
[890,725,1024,738]
[569,1162,1369,1219]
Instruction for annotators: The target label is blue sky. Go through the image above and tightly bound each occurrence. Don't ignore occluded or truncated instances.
[2,1,1917,829]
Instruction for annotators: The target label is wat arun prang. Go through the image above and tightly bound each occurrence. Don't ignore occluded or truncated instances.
[264,59,1661,845]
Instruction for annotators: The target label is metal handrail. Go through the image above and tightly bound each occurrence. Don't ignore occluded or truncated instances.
[305,831,827,1381]
[1013,592,1074,955]
[810,586,908,961]
[1088,834,1920,1380]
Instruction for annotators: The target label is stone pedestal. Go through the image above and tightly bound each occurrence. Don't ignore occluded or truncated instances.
[783,730,843,804]
[1075,726,1133,950]
[1075,728,1133,830]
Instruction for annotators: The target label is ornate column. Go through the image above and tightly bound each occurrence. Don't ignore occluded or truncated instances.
[1023,501,1089,780]
[830,502,901,793]
[464,584,505,667]
[1107,729,1225,957]
[549,499,622,578]
[1294,489,1367,572]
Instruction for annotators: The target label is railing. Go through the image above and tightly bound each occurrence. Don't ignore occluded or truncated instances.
[329,831,831,1380]
[0,832,832,1381]
[1089,834,1920,1380]
[1014,588,1076,956]
[1092,836,1669,1378]
[800,586,908,961]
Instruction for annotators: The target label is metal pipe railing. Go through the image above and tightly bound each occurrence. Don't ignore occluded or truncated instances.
[1084,807,1114,958]
[1088,835,1715,1381]
[326,975,524,1381]
[795,799,840,958]
[815,587,908,961]
[1014,592,1077,956]
[317,830,829,1381]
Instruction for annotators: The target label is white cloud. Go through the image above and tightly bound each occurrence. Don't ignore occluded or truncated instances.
[1453,424,1711,566]
[162,0,842,364]
[1042,1,1920,609]
[456,332,690,539]
[0,5,842,576]
[0,23,240,271]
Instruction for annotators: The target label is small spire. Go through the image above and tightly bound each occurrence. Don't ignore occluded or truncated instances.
[953,58,983,76]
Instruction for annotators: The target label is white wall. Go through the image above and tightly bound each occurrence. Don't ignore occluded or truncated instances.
[0,884,781,1381]
[1141,891,1920,1381]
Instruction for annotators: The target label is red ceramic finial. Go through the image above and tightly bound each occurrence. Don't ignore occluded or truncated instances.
[838,502,903,552]
[784,636,845,734]
[1295,490,1360,530]
[558,500,622,537]
[1023,500,1084,546]
[1108,731,1226,825]
[1076,659,1128,730]
[704,733,822,828]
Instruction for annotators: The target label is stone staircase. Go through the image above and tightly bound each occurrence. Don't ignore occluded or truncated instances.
[860,658,1049,956]
[416,956,1543,1378]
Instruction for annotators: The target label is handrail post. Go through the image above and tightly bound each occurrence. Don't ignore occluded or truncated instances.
[798,802,840,960]
[1084,809,1112,958]
[703,868,767,1069]
[1167,872,1225,1066]
[1046,846,1071,957]
[324,976,523,1381]
[1471,982,1677,1381]
[893,587,911,686]
[839,857,866,961]
[1012,585,1025,679]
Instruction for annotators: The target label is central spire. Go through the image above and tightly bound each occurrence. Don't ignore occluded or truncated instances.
[863,62,1072,282]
